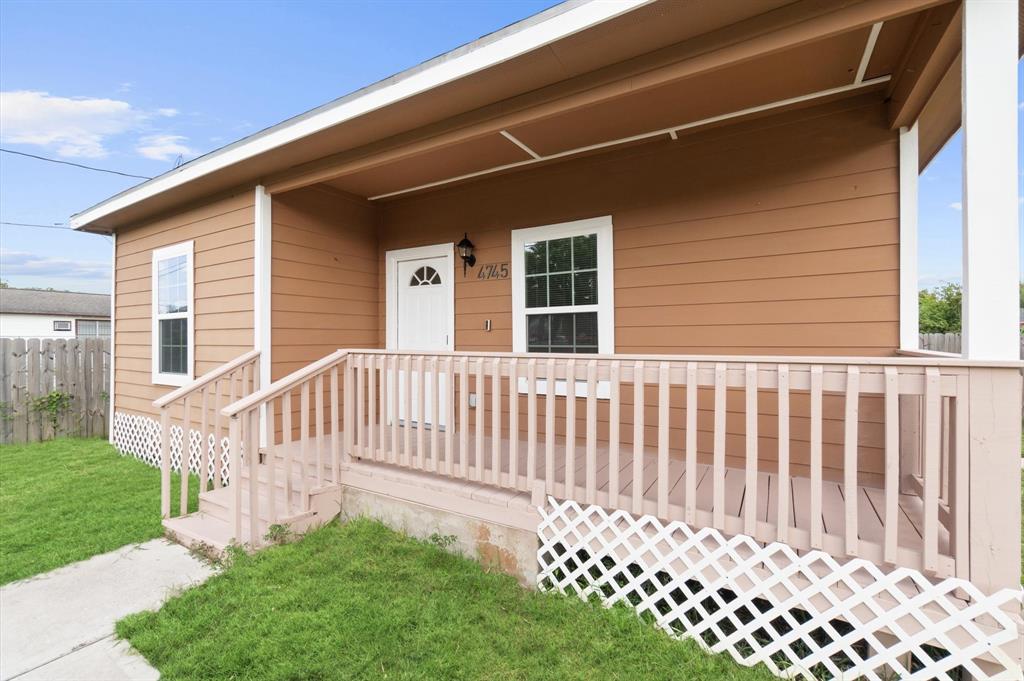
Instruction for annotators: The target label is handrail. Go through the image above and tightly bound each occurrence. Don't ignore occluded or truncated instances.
[153,349,261,408]
[156,348,262,523]
[328,347,1023,369]
[221,349,348,418]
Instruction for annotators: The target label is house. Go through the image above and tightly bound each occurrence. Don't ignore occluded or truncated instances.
[72,1,1022,678]
[0,288,111,339]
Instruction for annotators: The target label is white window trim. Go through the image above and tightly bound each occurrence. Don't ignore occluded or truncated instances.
[511,215,614,398]
[151,240,195,386]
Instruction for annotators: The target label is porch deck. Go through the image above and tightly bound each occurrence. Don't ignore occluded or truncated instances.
[339,422,947,563]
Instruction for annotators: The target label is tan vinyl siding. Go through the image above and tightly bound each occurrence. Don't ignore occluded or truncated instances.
[378,96,898,477]
[113,189,255,418]
[270,186,380,381]
[380,95,897,355]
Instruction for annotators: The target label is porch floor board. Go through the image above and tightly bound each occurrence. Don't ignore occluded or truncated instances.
[278,421,948,562]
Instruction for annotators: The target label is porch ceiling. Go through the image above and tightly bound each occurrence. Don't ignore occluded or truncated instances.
[74,0,963,231]
[317,3,944,201]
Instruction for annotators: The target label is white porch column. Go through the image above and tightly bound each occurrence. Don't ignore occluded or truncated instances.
[898,123,919,351]
[960,0,1019,360]
[254,185,272,446]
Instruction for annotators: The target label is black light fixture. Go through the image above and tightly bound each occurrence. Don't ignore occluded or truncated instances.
[456,232,476,274]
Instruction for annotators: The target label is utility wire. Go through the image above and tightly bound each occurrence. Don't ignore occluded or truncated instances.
[1,221,75,230]
[0,148,152,180]
[1,221,111,239]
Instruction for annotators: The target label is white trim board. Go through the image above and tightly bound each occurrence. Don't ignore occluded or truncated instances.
[70,0,652,231]
[254,185,273,446]
[898,123,919,352]
[385,243,456,352]
[108,232,117,443]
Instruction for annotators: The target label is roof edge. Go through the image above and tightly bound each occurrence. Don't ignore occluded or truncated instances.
[71,0,653,232]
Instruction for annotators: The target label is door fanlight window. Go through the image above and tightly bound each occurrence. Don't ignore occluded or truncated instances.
[410,265,442,286]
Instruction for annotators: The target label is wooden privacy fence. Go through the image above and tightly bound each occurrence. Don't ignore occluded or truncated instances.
[0,338,110,444]
[919,332,1024,358]
[919,333,962,354]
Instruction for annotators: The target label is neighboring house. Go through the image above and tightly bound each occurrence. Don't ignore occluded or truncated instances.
[0,288,111,339]
[72,1,1022,678]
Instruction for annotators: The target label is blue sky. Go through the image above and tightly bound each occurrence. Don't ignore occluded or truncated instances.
[0,0,1019,294]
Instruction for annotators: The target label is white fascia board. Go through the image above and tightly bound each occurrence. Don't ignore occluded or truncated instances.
[70,0,652,231]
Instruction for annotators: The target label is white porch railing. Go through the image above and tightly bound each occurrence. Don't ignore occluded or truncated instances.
[341,350,975,578]
[215,348,1020,590]
[154,349,261,519]
[220,349,348,542]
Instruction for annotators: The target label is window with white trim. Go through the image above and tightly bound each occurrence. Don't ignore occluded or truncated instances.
[151,241,194,386]
[76,319,110,337]
[53,320,72,332]
[511,216,614,395]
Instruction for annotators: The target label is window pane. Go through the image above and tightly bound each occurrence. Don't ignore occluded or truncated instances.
[573,234,597,270]
[526,312,600,353]
[574,312,598,348]
[548,273,572,307]
[524,242,546,275]
[159,318,188,375]
[550,313,574,346]
[573,271,597,305]
[547,237,572,272]
[528,314,549,347]
[158,255,188,314]
[525,275,547,308]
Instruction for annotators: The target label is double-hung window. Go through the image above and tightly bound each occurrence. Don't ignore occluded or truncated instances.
[511,216,614,395]
[151,241,194,386]
[76,319,110,337]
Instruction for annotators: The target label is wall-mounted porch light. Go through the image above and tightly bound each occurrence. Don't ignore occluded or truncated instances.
[457,233,476,275]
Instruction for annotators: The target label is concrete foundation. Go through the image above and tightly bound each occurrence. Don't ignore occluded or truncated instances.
[339,485,539,586]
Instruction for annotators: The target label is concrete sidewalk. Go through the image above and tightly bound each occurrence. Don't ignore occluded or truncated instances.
[0,539,214,680]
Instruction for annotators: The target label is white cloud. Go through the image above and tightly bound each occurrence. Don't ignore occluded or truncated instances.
[0,249,109,280]
[0,90,189,159]
[135,134,194,161]
[0,90,147,157]
[949,202,962,211]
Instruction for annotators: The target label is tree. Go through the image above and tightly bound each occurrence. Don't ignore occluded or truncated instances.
[918,282,962,333]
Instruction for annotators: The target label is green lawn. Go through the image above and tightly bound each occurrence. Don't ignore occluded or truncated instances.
[0,438,197,585]
[119,519,772,680]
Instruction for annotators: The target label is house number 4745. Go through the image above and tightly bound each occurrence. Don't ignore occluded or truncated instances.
[476,263,509,280]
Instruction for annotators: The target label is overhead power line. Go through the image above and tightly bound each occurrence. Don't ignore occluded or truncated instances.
[0,148,152,180]
[0,221,110,239]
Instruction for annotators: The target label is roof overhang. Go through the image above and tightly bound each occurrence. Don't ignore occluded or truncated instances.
[71,0,652,232]
[73,0,965,232]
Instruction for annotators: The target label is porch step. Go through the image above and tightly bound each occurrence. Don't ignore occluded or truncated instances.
[164,457,336,554]
[199,484,306,526]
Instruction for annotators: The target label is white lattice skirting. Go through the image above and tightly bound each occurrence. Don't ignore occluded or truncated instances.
[112,411,230,482]
[538,498,1024,681]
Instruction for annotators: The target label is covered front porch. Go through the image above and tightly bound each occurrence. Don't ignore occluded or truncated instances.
[128,0,1023,676]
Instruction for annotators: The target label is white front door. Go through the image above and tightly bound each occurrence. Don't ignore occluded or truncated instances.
[387,245,454,427]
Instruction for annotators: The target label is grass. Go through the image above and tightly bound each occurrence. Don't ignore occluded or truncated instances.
[0,438,197,585]
[119,519,773,681]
